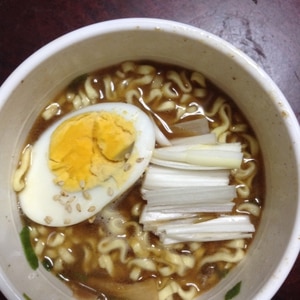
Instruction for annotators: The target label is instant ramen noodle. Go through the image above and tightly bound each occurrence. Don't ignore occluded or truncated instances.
[14,61,264,300]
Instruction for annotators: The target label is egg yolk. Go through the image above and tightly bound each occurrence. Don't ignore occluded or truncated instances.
[48,111,136,192]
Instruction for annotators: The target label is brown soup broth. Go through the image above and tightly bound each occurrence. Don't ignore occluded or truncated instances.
[20,61,264,300]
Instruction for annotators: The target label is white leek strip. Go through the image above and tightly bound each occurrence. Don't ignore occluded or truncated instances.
[155,142,242,153]
[170,118,210,135]
[142,215,201,232]
[150,116,172,147]
[142,215,213,229]
[162,233,253,244]
[142,185,237,204]
[157,216,255,244]
[153,143,243,169]
[139,210,197,223]
[146,203,235,213]
[171,133,217,146]
[139,135,251,244]
[150,158,229,170]
[157,215,254,234]
[143,165,230,189]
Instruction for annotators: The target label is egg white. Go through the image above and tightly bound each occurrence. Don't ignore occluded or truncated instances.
[19,102,155,227]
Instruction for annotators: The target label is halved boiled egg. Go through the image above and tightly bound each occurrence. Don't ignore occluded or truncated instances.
[18,102,155,227]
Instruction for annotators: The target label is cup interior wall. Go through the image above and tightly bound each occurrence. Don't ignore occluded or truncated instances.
[0,21,299,300]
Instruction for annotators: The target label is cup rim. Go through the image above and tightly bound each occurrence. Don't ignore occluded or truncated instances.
[0,18,300,300]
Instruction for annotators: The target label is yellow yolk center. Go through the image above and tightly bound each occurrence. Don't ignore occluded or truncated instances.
[48,111,136,192]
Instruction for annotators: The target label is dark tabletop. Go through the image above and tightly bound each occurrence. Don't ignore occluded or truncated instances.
[0,0,299,299]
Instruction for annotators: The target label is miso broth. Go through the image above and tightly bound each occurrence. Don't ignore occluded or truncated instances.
[15,61,264,300]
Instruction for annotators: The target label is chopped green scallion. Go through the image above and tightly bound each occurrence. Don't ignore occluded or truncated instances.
[19,226,38,270]
[22,293,32,300]
[225,281,242,300]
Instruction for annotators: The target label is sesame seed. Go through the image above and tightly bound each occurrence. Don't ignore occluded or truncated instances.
[107,187,114,197]
[60,190,69,197]
[83,190,91,200]
[65,204,72,213]
[53,195,61,201]
[57,181,64,186]
[44,216,53,224]
[79,180,85,189]
[76,203,82,212]
[123,162,131,172]
[88,216,96,223]
[88,206,96,212]
[64,218,71,225]
[136,157,144,163]
[67,196,76,203]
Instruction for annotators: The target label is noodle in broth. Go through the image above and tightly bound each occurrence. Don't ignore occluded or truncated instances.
[15,61,264,300]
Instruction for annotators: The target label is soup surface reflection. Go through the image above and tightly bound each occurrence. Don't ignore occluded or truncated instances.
[16,61,264,300]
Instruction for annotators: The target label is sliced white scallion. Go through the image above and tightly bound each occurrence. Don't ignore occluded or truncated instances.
[142,202,235,215]
[140,210,197,224]
[143,165,230,189]
[142,186,236,204]
[170,118,210,136]
[171,133,217,146]
[139,128,255,244]
[162,232,253,244]
[150,117,172,147]
[158,216,254,244]
[155,142,242,153]
[152,143,243,169]
[150,158,228,170]
[157,215,255,234]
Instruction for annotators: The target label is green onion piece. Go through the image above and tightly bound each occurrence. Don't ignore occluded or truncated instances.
[225,281,242,300]
[19,226,38,270]
[23,293,32,300]
[68,73,87,89]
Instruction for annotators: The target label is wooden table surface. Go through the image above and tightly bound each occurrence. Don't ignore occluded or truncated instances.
[1,0,299,299]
